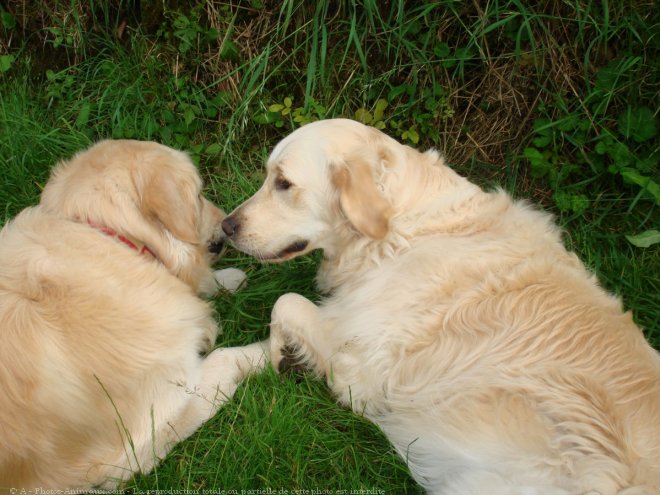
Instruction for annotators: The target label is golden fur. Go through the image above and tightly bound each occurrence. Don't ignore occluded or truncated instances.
[223,119,660,494]
[0,140,267,490]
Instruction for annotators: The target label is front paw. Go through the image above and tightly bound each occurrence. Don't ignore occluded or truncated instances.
[269,292,317,374]
[268,325,286,373]
[269,320,304,374]
[277,343,310,375]
[214,268,247,293]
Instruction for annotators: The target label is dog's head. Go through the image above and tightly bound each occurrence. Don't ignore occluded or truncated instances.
[222,119,403,262]
[40,140,226,292]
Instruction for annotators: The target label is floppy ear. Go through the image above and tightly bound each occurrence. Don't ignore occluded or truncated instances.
[140,169,200,244]
[331,152,391,239]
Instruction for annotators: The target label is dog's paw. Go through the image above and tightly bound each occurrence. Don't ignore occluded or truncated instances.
[268,328,286,373]
[277,343,309,375]
[214,268,247,293]
[269,293,319,375]
[269,332,309,376]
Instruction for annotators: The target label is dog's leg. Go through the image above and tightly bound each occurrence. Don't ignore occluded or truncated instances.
[269,292,326,375]
[159,341,269,451]
[192,340,269,418]
[101,341,269,485]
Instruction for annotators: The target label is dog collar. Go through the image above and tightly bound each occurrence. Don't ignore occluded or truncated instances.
[86,220,158,260]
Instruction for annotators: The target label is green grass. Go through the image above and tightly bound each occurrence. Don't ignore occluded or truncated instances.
[1,0,658,492]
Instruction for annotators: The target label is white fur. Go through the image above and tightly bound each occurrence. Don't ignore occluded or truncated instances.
[225,119,660,495]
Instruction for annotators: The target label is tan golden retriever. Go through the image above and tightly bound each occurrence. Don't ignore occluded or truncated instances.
[222,119,660,494]
[0,140,267,490]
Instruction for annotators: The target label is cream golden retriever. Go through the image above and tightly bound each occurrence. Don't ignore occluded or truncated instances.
[222,119,660,494]
[0,140,267,490]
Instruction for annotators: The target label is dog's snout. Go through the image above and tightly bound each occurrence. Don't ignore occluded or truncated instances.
[222,216,240,237]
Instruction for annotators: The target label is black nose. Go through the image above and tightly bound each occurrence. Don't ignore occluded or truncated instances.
[222,216,240,237]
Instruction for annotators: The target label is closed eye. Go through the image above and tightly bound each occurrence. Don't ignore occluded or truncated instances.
[275,176,293,191]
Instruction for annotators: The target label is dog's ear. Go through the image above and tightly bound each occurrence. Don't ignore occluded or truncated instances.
[331,151,391,240]
[139,165,200,244]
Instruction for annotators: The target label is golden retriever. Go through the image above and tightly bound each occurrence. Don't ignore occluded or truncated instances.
[0,140,267,490]
[222,119,660,494]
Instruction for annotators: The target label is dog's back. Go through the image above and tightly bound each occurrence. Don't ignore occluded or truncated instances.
[332,194,660,493]
[0,208,213,488]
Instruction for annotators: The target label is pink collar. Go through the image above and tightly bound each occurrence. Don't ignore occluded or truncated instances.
[87,220,158,260]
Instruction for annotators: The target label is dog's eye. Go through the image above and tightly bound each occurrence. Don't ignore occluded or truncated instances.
[275,176,293,191]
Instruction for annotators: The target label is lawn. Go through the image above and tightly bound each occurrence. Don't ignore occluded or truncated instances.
[0,1,658,493]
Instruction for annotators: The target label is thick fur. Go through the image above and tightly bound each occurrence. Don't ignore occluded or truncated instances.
[224,119,660,494]
[0,140,267,490]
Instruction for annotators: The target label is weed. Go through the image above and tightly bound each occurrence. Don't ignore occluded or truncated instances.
[0,9,17,73]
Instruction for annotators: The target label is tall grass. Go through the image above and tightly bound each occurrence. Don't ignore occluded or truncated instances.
[0,0,658,490]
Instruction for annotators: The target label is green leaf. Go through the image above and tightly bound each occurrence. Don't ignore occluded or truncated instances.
[404,128,419,144]
[206,28,220,42]
[557,115,579,132]
[387,84,414,101]
[204,106,218,118]
[268,104,285,113]
[173,14,190,30]
[74,102,91,129]
[219,40,240,61]
[523,147,551,178]
[183,106,195,126]
[205,143,222,155]
[211,91,231,107]
[532,135,552,148]
[570,194,589,214]
[606,142,633,167]
[595,58,641,92]
[373,99,388,122]
[0,54,14,72]
[1,11,16,29]
[253,112,280,125]
[174,133,189,147]
[619,168,660,205]
[441,58,456,69]
[625,230,660,248]
[553,192,589,214]
[532,117,552,135]
[454,46,473,62]
[617,107,657,143]
[162,109,175,124]
[553,191,572,212]
[594,140,608,155]
[523,147,544,162]
[433,42,450,58]
[354,108,373,124]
